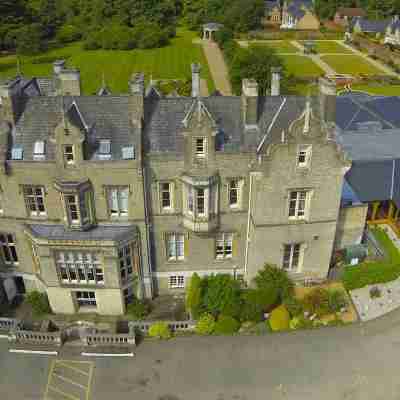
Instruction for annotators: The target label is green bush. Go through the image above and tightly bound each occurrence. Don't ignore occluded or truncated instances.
[126,299,152,320]
[195,313,216,335]
[56,24,81,44]
[268,305,290,331]
[289,315,312,330]
[328,289,348,313]
[303,288,330,317]
[342,262,400,290]
[185,273,203,319]
[254,264,294,301]
[284,296,304,317]
[240,288,278,322]
[24,291,51,316]
[148,322,171,339]
[214,315,240,335]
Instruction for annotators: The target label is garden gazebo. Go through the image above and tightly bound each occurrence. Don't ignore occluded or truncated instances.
[202,23,224,40]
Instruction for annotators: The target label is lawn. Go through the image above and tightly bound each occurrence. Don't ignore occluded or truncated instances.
[371,226,400,263]
[0,29,215,94]
[300,40,352,54]
[344,85,400,96]
[250,40,298,53]
[278,55,324,77]
[320,54,383,75]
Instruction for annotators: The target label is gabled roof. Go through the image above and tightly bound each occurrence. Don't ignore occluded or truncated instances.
[97,86,111,96]
[354,17,391,33]
[336,8,366,18]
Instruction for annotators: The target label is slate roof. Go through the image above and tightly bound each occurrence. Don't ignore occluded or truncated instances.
[13,96,138,161]
[353,17,391,33]
[36,78,56,96]
[26,223,138,242]
[265,0,280,11]
[387,20,400,34]
[143,95,308,154]
[286,0,313,18]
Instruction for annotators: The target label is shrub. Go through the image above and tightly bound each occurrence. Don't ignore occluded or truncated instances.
[284,296,303,317]
[56,24,81,44]
[303,288,330,317]
[240,288,278,322]
[16,24,45,55]
[342,262,400,290]
[186,273,203,319]
[24,291,51,316]
[328,289,348,313]
[148,322,171,339]
[83,31,102,50]
[214,315,240,335]
[268,305,290,331]
[289,315,311,330]
[195,313,216,335]
[254,264,294,301]
[126,299,152,320]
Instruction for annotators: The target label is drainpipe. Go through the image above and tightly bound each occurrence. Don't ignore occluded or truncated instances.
[244,171,256,278]
[141,159,154,299]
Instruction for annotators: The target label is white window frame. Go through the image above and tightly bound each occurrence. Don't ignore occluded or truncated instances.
[288,190,309,220]
[56,251,104,285]
[23,185,46,217]
[194,137,206,159]
[228,179,242,209]
[65,192,89,226]
[297,144,312,169]
[0,233,18,265]
[64,145,75,165]
[160,182,173,211]
[107,186,129,218]
[169,275,185,289]
[184,184,218,218]
[282,243,302,272]
[166,233,185,261]
[216,233,233,259]
[75,291,97,307]
[118,244,134,282]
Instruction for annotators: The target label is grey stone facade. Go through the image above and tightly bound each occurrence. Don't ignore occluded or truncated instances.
[0,61,350,315]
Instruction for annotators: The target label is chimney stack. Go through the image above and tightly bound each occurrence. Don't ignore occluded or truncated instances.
[53,60,66,75]
[129,73,145,128]
[271,67,281,96]
[319,77,336,124]
[191,63,201,97]
[129,72,145,96]
[242,79,259,129]
[53,60,81,96]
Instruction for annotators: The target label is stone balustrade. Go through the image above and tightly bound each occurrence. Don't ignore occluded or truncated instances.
[0,318,20,332]
[129,320,196,334]
[11,330,63,346]
[84,333,135,346]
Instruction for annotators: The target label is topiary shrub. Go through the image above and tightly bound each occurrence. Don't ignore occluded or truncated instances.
[148,322,171,339]
[126,299,152,320]
[195,313,216,335]
[268,305,290,332]
[254,264,294,301]
[214,315,240,335]
[24,291,51,316]
[185,273,203,319]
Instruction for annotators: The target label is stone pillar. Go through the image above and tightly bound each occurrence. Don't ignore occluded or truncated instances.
[191,63,201,98]
[271,67,281,96]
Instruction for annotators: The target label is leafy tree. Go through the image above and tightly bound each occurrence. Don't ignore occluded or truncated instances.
[16,24,45,55]
[56,24,81,44]
[185,272,203,319]
[240,288,278,322]
[201,274,242,318]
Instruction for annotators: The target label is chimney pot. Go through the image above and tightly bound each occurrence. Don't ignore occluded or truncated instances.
[191,63,201,97]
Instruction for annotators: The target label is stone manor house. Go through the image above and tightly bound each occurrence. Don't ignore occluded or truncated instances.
[0,61,377,315]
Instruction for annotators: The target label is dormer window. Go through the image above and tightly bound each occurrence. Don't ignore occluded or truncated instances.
[64,145,74,165]
[194,137,206,159]
[297,145,312,169]
[33,141,46,161]
[98,139,111,160]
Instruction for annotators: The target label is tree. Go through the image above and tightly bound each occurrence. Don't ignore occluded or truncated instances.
[16,24,45,55]
[229,46,286,95]
[185,273,203,318]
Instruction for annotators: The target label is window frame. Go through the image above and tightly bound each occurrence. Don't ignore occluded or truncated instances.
[118,243,134,283]
[282,243,302,272]
[166,233,185,261]
[107,186,129,218]
[169,275,185,289]
[228,179,242,209]
[23,185,46,217]
[75,291,97,308]
[194,137,206,159]
[184,183,218,219]
[159,181,173,212]
[65,192,90,227]
[0,233,18,266]
[56,251,104,285]
[288,190,309,220]
[297,144,312,169]
[215,232,234,260]
[63,145,75,165]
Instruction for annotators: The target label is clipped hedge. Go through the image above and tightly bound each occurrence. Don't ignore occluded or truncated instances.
[268,305,290,332]
[342,262,400,291]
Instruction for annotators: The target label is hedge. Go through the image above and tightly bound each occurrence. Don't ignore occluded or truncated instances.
[342,262,400,291]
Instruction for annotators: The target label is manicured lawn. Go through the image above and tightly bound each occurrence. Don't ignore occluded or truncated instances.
[371,227,400,263]
[0,29,215,94]
[300,40,352,54]
[344,85,400,96]
[250,40,298,53]
[320,54,383,75]
[278,55,324,77]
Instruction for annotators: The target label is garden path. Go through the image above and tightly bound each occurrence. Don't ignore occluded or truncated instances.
[202,40,232,95]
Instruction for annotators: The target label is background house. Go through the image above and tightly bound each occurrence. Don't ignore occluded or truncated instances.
[264,0,282,26]
[352,17,392,35]
[334,7,366,27]
[281,0,320,30]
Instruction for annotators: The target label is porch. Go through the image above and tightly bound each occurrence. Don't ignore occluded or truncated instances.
[367,200,400,236]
